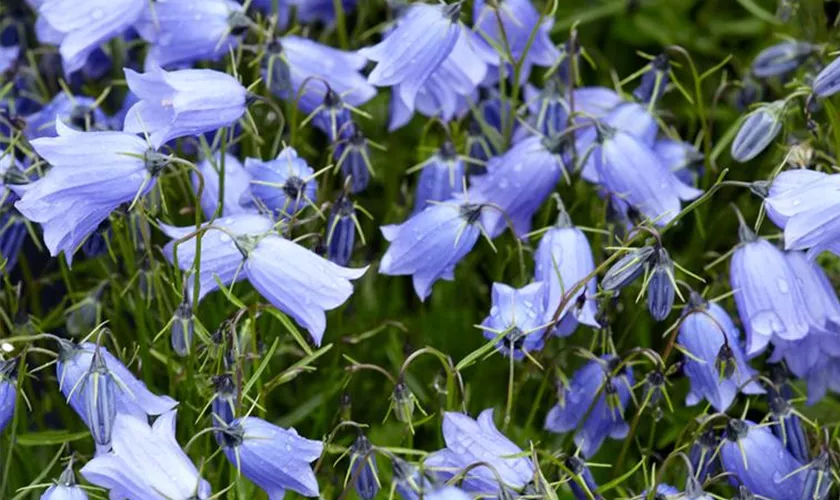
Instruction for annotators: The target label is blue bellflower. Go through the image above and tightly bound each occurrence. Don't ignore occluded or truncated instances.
[162,213,368,345]
[481,282,547,360]
[24,93,106,140]
[326,194,357,267]
[678,292,764,412]
[334,124,372,193]
[349,433,379,500]
[564,456,601,500]
[653,138,704,187]
[83,350,117,448]
[426,409,535,495]
[633,54,670,104]
[813,55,840,97]
[134,0,246,68]
[311,89,353,142]
[523,75,570,139]
[0,359,16,433]
[123,65,247,149]
[766,388,810,464]
[37,0,144,74]
[41,462,89,500]
[751,41,813,78]
[56,341,177,431]
[15,122,167,264]
[359,3,460,106]
[219,416,323,499]
[424,486,471,500]
[545,355,634,458]
[534,212,600,337]
[240,147,317,217]
[265,36,375,115]
[731,100,785,162]
[193,153,253,218]
[380,200,483,300]
[469,135,565,237]
[720,419,805,500]
[473,0,559,82]
[287,0,356,24]
[413,141,465,214]
[730,231,810,356]
[81,411,212,499]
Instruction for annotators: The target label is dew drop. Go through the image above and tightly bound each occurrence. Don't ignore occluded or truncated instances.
[91,8,104,20]
[776,278,789,294]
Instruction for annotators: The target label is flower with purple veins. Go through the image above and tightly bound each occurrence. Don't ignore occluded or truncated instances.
[42,461,88,500]
[134,0,247,68]
[240,147,317,218]
[731,100,785,162]
[751,41,813,79]
[36,0,144,74]
[412,141,465,215]
[481,282,547,360]
[678,292,764,412]
[812,55,840,97]
[326,194,358,267]
[123,64,247,150]
[15,122,168,264]
[545,355,634,458]
[379,199,483,300]
[218,416,323,499]
[425,409,535,496]
[81,410,211,499]
[193,153,254,219]
[334,124,372,193]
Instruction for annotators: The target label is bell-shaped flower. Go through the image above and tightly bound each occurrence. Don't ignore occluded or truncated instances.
[751,41,813,78]
[56,340,177,430]
[348,433,379,500]
[0,359,16,433]
[310,89,354,142]
[219,416,323,498]
[37,0,144,74]
[326,194,358,267]
[425,486,471,500]
[469,135,564,237]
[263,36,375,114]
[334,124,372,193]
[591,127,701,225]
[730,229,810,356]
[720,419,805,499]
[388,27,490,131]
[678,292,764,412]
[193,153,253,218]
[380,199,484,300]
[481,282,547,360]
[83,350,117,448]
[813,55,840,97]
[287,0,356,24]
[24,93,106,140]
[81,410,211,499]
[41,462,88,500]
[15,122,166,264]
[123,64,247,149]
[633,53,670,104]
[766,388,810,464]
[564,456,601,500]
[646,248,676,321]
[689,428,719,482]
[392,457,435,500]
[545,355,634,458]
[359,3,461,105]
[762,169,840,252]
[534,210,599,337]
[134,0,246,68]
[522,75,570,139]
[239,147,317,217]
[162,213,367,345]
[425,409,535,495]
[473,0,559,82]
[412,141,465,214]
[653,138,704,187]
[731,100,785,162]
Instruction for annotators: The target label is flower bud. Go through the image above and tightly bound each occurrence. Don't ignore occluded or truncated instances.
[392,381,415,424]
[801,449,832,500]
[813,56,840,98]
[326,195,357,267]
[465,120,493,175]
[0,358,17,433]
[751,41,812,78]
[602,246,655,291]
[335,125,372,193]
[262,41,292,98]
[689,427,718,481]
[349,434,379,500]
[633,53,670,104]
[313,88,352,142]
[646,248,674,321]
[170,298,194,357]
[731,100,785,162]
[83,350,117,447]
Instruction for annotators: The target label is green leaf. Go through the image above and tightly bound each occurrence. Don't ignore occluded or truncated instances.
[16,430,90,447]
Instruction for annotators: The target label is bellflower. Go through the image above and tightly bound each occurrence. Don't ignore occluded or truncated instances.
[766,388,810,464]
[469,135,564,237]
[425,409,535,495]
[564,456,601,500]
[473,0,559,81]
[380,200,483,300]
[633,53,670,104]
[135,0,247,68]
[0,210,26,275]
[83,350,117,448]
[465,120,494,171]
[731,100,785,162]
[123,65,247,149]
[56,340,177,429]
[288,0,356,24]
[678,292,764,412]
[720,419,805,500]
[219,416,323,498]
[37,0,144,74]
[42,462,88,500]
[334,124,372,193]
[326,194,357,267]
[359,3,461,106]
[812,55,840,97]
[481,282,547,360]
[522,75,570,139]
[81,411,211,499]
[413,141,465,214]
[311,89,353,142]
[653,138,704,187]
[193,153,252,218]
[0,359,16,433]
[162,213,367,345]
[534,210,599,337]
[392,457,434,500]
[0,29,17,76]
[730,226,810,356]
[425,486,471,500]
[689,428,719,482]
[240,147,317,217]
[24,93,106,140]
[349,433,379,500]
[545,355,634,458]
[751,41,813,78]
[15,122,166,264]
[590,126,702,225]
[264,36,375,114]
[762,169,840,252]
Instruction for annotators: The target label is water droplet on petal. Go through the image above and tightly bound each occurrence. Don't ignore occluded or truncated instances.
[777,278,790,294]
